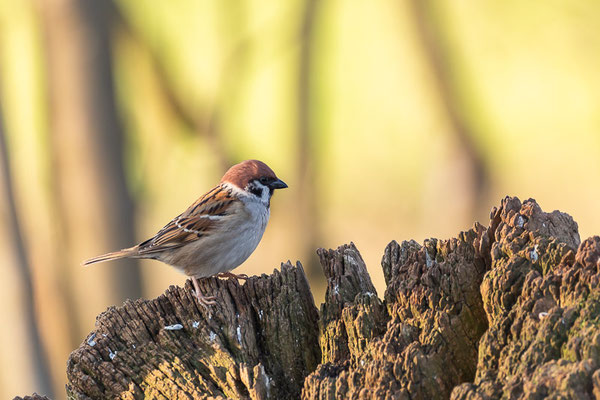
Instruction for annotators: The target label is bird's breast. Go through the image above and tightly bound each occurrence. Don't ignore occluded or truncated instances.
[178,201,270,277]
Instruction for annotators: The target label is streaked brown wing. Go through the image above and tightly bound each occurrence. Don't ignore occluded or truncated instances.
[137,185,235,253]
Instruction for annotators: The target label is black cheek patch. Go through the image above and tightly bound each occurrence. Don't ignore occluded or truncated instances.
[249,186,263,198]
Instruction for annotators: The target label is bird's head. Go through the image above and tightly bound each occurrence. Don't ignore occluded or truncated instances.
[221,160,287,204]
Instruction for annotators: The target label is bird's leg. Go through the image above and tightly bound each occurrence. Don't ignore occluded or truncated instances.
[191,277,217,312]
[216,271,249,281]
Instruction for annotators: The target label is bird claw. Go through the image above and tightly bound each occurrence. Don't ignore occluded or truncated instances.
[217,272,249,281]
[195,293,217,306]
[193,291,217,317]
[191,277,217,315]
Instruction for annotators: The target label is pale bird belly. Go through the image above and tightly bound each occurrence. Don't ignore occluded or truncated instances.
[163,212,268,278]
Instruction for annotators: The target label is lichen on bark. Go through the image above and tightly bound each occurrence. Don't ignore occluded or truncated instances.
[452,198,600,399]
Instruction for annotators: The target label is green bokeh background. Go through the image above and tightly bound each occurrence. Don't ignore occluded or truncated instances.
[1,1,600,398]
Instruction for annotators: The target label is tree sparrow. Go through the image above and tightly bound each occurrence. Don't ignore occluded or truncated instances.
[84,159,288,308]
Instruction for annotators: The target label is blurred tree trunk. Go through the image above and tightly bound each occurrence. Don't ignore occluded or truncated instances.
[39,0,142,331]
[0,96,54,398]
[113,8,235,173]
[407,0,490,220]
[297,0,324,284]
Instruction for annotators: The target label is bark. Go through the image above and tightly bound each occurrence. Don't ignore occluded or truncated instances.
[13,395,51,400]
[52,196,600,399]
[303,225,489,399]
[451,198,593,399]
[66,262,320,399]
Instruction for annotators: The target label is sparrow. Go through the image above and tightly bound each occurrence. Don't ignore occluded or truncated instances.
[84,159,288,309]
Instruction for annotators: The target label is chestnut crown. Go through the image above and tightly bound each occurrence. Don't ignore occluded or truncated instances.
[221,160,287,191]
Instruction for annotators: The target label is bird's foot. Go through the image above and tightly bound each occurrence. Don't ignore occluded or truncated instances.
[216,272,249,281]
[195,293,217,311]
[191,277,217,314]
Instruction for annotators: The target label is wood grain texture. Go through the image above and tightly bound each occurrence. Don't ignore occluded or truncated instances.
[66,262,319,399]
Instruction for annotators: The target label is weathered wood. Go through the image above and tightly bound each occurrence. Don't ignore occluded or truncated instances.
[66,262,320,399]
[33,196,600,399]
[451,197,600,398]
[303,226,490,399]
[13,395,51,400]
[315,243,389,366]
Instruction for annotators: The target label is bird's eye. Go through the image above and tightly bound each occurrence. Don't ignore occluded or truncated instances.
[259,177,270,184]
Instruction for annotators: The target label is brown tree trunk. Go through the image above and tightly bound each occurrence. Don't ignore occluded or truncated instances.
[39,0,142,330]
[0,97,54,398]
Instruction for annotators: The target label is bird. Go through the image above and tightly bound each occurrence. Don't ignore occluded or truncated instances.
[83,159,288,309]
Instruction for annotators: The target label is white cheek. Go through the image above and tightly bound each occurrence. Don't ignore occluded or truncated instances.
[254,182,271,204]
[248,181,272,206]
[261,187,271,204]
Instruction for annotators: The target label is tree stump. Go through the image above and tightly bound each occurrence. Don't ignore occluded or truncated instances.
[40,196,600,399]
[66,262,320,399]
[303,223,490,399]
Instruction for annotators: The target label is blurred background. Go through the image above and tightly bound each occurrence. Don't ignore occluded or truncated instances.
[1,0,600,398]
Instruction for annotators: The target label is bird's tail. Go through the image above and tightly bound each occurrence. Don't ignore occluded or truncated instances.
[83,246,139,266]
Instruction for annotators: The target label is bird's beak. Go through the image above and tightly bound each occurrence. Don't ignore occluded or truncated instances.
[270,179,288,189]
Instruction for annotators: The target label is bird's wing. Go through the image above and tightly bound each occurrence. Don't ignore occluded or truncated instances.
[137,185,237,254]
